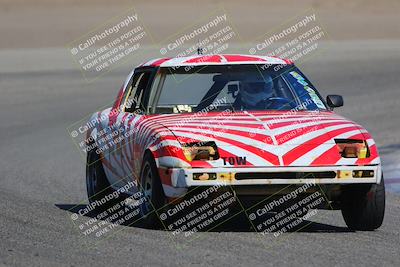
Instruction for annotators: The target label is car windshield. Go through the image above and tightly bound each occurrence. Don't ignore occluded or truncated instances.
[153,64,327,113]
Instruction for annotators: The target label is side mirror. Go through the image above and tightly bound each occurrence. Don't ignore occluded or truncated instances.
[326,95,343,108]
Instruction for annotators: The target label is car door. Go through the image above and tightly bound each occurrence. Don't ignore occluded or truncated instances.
[105,69,155,191]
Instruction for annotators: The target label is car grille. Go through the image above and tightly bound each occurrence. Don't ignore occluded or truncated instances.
[235,171,336,180]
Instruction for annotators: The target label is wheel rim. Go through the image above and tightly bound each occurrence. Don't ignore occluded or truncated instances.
[141,162,153,215]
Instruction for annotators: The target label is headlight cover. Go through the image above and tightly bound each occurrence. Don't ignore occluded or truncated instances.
[182,141,219,161]
[335,139,369,159]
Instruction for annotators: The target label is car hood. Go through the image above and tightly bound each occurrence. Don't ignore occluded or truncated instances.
[151,110,378,167]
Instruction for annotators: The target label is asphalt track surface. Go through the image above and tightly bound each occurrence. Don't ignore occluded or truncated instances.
[1,41,400,266]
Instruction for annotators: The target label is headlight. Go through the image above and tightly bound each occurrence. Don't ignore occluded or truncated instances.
[335,139,369,159]
[182,141,219,161]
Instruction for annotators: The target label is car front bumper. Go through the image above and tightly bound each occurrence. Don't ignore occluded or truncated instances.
[168,165,382,187]
[159,165,381,197]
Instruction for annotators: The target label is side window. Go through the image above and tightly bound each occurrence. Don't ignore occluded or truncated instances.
[124,72,151,113]
[121,74,139,110]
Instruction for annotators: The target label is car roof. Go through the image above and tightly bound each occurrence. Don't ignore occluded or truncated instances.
[139,54,293,68]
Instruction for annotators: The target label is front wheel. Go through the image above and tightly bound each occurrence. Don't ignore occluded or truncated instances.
[341,175,385,231]
[138,152,166,229]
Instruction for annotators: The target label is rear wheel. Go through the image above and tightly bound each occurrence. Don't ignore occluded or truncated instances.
[86,149,116,210]
[138,152,166,229]
[341,176,385,231]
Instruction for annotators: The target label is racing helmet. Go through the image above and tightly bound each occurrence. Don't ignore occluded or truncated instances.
[240,74,274,107]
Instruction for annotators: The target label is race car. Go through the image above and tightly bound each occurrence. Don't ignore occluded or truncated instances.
[85,54,385,230]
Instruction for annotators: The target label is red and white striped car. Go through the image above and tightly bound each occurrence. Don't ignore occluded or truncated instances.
[85,54,385,230]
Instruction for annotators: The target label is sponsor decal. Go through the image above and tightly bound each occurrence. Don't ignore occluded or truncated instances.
[221,156,247,165]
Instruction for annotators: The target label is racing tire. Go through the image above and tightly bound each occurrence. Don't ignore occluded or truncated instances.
[86,148,116,210]
[138,152,166,229]
[341,175,385,231]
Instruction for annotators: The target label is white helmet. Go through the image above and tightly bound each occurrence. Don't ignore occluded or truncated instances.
[240,75,274,107]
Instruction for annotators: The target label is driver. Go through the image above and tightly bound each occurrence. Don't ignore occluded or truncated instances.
[239,74,274,110]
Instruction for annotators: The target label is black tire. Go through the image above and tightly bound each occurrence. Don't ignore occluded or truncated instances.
[138,152,166,229]
[86,149,115,210]
[341,175,385,231]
